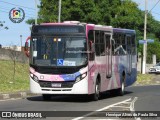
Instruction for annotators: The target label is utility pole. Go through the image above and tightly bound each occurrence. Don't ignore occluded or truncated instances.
[34,0,38,24]
[142,0,148,74]
[58,0,61,22]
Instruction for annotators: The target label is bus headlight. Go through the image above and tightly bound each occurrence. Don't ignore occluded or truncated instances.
[33,75,39,82]
[30,73,39,82]
[75,72,87,83]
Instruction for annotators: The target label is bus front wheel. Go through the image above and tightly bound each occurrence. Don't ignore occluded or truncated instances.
[92,79,100,101]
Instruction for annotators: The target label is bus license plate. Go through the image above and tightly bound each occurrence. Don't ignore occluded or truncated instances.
[51,83,61,88]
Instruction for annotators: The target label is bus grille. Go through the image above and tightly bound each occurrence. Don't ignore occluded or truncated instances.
[36,68,77,74]
[39,81,75,88]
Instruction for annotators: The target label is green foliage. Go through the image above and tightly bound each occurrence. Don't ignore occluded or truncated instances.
[26,0,160,62]
[0,21,9,30]
[111,0,142,29]
[147,41,160,63]
[25,19,35,25]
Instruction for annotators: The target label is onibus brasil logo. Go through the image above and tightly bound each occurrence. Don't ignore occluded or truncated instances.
[9,7,25,23]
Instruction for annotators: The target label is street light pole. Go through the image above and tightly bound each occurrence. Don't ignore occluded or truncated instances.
[58,0,61,22]
[20,35,22,51]
[34,0,38,24]
[142,0,148,74]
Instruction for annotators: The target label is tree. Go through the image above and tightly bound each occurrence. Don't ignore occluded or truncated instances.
[111,0,143,29]
[26,0,101,24]
[26,0,160,62]
[9,45,21,82]
[0,21,8,30]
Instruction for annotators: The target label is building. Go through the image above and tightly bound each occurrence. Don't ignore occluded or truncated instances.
[2,45,22,51]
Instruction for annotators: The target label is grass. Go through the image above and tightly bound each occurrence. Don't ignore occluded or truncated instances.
[0,60,29,93]
[136,73,155,85]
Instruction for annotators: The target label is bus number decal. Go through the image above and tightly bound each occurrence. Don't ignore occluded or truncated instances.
[63,61,76,66]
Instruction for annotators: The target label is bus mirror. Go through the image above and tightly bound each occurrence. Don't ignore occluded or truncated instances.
[24,42,30,57]
[25,42,28,51]
[24,36,31,57]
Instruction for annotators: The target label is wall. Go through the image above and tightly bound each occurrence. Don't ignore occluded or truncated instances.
[0,48,28,63]
[2,46,21,51]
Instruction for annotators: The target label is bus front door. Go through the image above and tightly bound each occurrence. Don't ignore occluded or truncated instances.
[105,33,112,78]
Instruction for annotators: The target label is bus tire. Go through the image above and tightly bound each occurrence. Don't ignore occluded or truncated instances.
[42,94,52,101]
[118,75,125,96]
[92,79,100,101]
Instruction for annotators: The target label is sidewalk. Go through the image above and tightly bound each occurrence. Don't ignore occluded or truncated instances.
[0,91,39,101]
[0,74,160,101]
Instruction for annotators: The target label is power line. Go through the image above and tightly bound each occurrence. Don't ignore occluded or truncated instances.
[148,0,160,13]
[0,6,35,16]
[152,11,160,16]
[0,9,34,18]
[0,5,35,13]
[0,0,35,11]
[0,9,8,13]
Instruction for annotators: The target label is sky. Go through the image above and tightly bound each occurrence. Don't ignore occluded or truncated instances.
[0,0,160,46]
[133,0,160,20]
[0,0,39,46]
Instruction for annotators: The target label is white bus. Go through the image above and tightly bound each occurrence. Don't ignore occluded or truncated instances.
[24,21,137,101]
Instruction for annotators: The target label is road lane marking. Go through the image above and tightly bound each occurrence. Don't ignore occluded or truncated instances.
[129,97,141,120]
[130,97,138,111]
[72,98,132,120]
[84,119,120,120]
[110,106,130,108]
[72,97,141,120]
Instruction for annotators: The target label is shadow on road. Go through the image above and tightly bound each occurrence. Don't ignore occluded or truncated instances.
[27,90,133,103]
[27,95,91,103]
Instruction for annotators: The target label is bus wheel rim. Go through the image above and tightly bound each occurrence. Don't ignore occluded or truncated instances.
[122,81,124,92]
[96,83,100,97]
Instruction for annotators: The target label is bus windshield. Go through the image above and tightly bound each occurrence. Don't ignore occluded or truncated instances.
[31,36,88,67]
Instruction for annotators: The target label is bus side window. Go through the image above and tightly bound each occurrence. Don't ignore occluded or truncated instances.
[95,31,101,56]
[112,39,115,55]
[100,31,105,56]
[88,30,95,61]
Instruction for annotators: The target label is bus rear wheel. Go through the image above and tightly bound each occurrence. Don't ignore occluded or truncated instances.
[117,75,125,96]
[42,94,52,101]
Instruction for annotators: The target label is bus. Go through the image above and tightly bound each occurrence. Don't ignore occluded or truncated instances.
[24,21,137,101]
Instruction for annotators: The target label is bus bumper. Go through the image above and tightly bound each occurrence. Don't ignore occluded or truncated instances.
[30,77,89,95]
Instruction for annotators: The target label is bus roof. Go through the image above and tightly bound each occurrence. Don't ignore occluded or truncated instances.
[41,21,86,26]
[40,23,82,26]
[113,28,135,34]
[39,22,135,34]
[94,25,113,32]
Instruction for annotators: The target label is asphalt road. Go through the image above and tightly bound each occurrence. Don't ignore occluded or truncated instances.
[0,85,160,120]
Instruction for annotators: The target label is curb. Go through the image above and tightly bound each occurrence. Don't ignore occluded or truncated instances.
[0,91,39,101]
